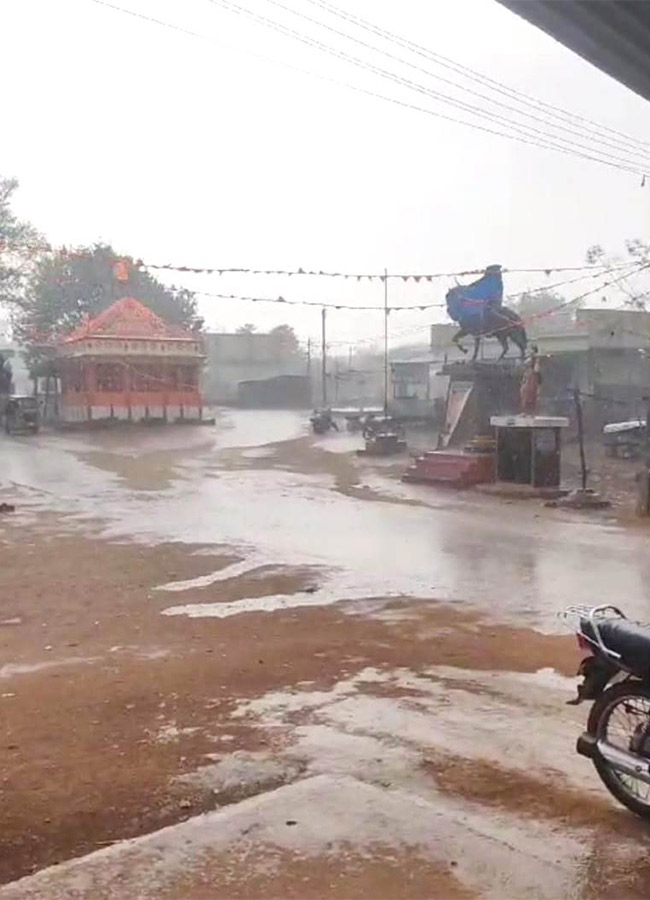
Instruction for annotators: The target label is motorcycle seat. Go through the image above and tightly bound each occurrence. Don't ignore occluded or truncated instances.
[581,617,650,677]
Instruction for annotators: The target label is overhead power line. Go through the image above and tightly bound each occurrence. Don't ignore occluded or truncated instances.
[263,0,650,169]
[208,0,650,176]
[306,0,650,155]
[87,0,647,176]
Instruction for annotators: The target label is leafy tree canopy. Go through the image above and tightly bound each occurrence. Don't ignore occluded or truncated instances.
[12,243,201,373]
[586,240,650,309]
[0,177,41,307]
[270,323,300,355]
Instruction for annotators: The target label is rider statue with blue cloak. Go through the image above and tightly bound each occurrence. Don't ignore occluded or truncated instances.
[445,264,527,361]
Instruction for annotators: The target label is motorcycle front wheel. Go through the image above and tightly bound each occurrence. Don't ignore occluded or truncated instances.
[588,682,650,819]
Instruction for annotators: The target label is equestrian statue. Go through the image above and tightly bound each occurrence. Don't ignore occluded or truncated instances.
[445,265,527,361]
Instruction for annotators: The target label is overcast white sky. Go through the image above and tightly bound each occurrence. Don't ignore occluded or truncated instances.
[4,0,650,349]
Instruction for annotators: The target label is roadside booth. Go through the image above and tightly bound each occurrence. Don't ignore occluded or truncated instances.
[490,415,569,488]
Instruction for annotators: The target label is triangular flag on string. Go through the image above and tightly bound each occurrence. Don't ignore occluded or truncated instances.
[414,276,421,283]
[426,276,433,282]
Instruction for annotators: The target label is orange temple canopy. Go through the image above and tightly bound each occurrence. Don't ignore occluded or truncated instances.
[56,297,205,425]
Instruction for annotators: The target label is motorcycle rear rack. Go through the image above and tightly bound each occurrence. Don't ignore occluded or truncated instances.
[559,604,626,660]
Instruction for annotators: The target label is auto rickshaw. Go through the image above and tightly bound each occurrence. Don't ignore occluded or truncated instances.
[3,395,40,435]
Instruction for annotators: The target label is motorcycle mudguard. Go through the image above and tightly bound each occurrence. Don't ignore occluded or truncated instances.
[567,655,619,705]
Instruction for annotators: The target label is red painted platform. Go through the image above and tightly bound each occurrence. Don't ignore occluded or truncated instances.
[402,450,495,488]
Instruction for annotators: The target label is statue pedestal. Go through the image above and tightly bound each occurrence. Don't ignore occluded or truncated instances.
[439,360,523,448]
[402,360,523,489]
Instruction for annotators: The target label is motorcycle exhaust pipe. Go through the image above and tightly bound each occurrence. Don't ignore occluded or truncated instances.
[577,732,650,786]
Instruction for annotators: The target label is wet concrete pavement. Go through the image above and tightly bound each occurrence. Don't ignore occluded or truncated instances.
[2,409,650,898]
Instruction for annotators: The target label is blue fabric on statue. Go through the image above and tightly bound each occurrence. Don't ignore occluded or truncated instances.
[445,267,503,325]
[460,269,503,306]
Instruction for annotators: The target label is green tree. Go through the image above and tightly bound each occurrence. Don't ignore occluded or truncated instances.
[270,323,300,356]
[13,243,200,373]
[236,323,257,334]
[0,176,41,307]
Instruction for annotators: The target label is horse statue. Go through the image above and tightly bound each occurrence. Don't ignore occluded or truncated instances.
[445,265,527,361]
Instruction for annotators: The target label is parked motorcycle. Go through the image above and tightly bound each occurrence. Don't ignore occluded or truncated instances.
[309,409,338,435]
[561,604,650,819]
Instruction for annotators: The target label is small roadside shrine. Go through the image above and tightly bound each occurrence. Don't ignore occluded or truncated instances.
[490,415,569,489]
[56,297,205,425]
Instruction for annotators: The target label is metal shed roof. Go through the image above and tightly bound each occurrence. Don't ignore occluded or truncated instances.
[498,1,650,102]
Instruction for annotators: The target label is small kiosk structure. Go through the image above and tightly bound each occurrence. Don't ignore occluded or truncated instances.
[490,415,569,489]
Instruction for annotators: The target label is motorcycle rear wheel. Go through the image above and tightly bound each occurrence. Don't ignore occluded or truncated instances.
[588,682,650,820]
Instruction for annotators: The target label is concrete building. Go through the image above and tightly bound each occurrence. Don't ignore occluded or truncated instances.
[389,324,504,421]
[203,331,308,405]
[534,308,650,428]
[391,309,650,426]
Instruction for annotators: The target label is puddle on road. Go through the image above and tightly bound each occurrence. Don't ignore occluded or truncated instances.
[136,465,650,626]
[4,412,650,629]
[211,409,307,450]
[0,657,99,679]
[239,447,275,459]
[312,433,362,454]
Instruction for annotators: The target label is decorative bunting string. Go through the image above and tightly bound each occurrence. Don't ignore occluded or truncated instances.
[140,260,633,281]
[191,265,642,313]
[0,239,637,282]
[192,290,441,312]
